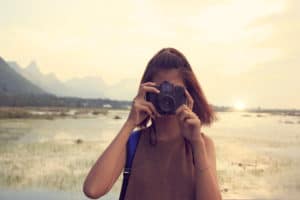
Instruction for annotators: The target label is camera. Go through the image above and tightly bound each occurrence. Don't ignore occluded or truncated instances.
[145,80,187,115]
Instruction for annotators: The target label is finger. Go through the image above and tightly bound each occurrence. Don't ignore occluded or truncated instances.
[186,116,202,130]
[184,88,194,109]
[176,104,190,116]
[137,104,154,118]
[179,105,197,122]
[143,85,160,93]
[141,82,157,87]
[185,118,200,126]
[137,82,157,97]
[179,109,194,123]
[140,85,160,97]
[177,106,188,122]
[177,106,186,120]
[176,105,190,124]
[142,101,162,118]
[175,104,186,115]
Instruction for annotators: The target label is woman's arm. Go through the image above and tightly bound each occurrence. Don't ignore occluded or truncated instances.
[83,119,135,199]
[174,89,222,199]
[191,134,222,200]
[83,81,160,199]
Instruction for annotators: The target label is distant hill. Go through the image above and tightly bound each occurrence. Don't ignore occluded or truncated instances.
[63,76,107,98]
[7,60,108,98]
[0,57,135,107]
[104,78,138,101]
[0,57,48,95]
[7,60,71,97]
[7,60,137,100]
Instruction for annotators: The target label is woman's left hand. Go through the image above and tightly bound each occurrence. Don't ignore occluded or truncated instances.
[175,88,204,145]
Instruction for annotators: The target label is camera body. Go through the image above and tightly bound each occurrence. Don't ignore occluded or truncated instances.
[145,80,187,115]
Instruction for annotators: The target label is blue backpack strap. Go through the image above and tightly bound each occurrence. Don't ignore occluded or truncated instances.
[119,129,142,200]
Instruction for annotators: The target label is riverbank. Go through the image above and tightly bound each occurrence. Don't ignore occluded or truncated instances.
[0,107,116,120]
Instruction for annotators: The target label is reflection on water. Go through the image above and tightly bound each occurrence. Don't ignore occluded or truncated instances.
[4,109,129,144]
[0,109,299,199]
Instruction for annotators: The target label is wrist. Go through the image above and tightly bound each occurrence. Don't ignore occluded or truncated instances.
[125,118,136,129]
[191,140,207,157]
[198,165,210,172]
[192,145,210,169]
[190,137,205,149]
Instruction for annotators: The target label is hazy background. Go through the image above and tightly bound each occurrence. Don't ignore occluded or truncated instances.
[1,1,300,199]
[1,0,299,109]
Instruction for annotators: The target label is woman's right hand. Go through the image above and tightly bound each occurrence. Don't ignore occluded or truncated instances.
[127,82,162,126]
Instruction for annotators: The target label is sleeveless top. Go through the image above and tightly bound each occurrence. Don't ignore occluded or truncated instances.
[124,128,196,200]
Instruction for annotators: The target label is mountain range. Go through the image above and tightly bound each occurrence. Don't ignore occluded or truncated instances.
[6,59,138,100]
[0,57,47,95]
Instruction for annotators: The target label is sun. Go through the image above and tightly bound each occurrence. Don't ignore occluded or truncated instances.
[233,100,246,111]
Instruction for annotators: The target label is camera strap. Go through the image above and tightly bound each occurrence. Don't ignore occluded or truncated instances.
[119,129,142,200]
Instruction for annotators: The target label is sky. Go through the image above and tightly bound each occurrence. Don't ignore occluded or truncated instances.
[0,0,299,109]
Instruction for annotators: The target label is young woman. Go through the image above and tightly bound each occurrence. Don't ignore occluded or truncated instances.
[83,47,222,200]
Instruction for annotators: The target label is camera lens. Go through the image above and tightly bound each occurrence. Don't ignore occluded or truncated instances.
[158,95,175,113]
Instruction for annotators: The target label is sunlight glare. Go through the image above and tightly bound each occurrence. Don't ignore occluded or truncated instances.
[234,100,246,111]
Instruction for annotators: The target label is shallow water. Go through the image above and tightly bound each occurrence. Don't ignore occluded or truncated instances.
[0,109,299,199]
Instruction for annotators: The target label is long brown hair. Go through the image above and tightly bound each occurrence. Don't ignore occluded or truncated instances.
[137,47,217,145]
